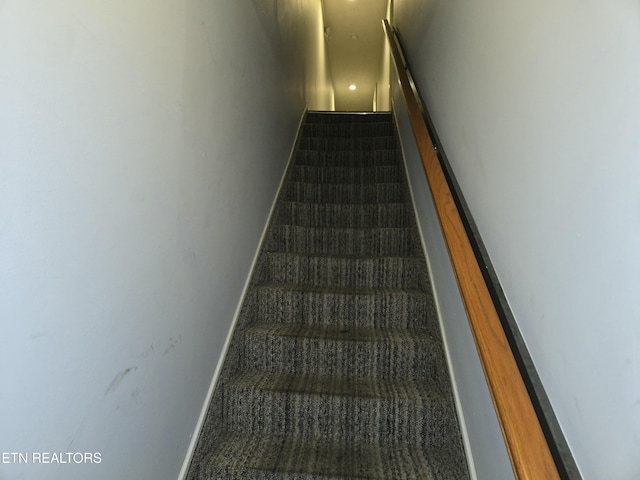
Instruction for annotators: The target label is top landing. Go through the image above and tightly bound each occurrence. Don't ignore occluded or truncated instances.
[305,111,393,124]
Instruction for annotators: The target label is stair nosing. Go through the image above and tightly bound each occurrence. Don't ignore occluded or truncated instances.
[270,225,412,231]
[262,251,421,261]
[288,181,403,186]
[255,282,426,296]
[244,321,434,342]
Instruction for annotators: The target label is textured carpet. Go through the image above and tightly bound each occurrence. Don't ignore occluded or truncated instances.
[186,111,470,479]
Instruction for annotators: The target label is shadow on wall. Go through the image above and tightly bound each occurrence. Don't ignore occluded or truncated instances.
[252,0,335,110]
[391,0,438,50]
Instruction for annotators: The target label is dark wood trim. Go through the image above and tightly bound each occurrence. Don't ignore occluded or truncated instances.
[383,19,559,480]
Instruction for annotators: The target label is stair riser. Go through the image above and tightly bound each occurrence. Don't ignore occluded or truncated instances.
[290,165,402,184]
[284,183,404,204]
[242,331,446,381]
[258,253,424,289]
[299,137,397,151]
[254,288,434,329]
[223,386,455,445]
[302,123,396,138]
[295,150,400,167]
[268,226,414,256]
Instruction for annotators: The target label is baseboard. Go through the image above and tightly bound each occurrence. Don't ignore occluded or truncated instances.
[177,106,308,480]
[391,104,478,480]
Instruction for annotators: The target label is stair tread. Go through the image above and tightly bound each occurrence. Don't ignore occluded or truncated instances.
[284,182,405,204]
[283,200,409,206]
[231,370,441,400]
[289,178,404,185]
[297,148,399,153]
[275,202,413,229]
[242,321,445,380]
[302,134,396,141]
[202,433,464,480]
[271,225,412,232]
[263,251,421,261]
[295,156,398,164]
[256,282,427,296]
[292,164,400,169]
[267,225,416,256]
[294,153,400,167]
[289,181,403,186]
[245,321,434,343]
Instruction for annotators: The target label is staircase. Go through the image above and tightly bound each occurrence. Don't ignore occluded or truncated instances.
[186,112,470,479]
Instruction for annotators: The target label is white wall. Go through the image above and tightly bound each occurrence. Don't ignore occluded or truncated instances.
[375,1,391,112]
[305,0,335,110]
[393,1,640,478]
[0,1,304,479]
[253,0,334,111]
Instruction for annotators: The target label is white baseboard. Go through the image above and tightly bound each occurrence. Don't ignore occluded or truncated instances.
[177,107,308,480]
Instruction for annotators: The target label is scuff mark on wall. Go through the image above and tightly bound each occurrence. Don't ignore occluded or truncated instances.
[164,335,182,355]
[27,331,49,340]
[104,366,137,397]
[136,344,155,359]
[130,387,142,406]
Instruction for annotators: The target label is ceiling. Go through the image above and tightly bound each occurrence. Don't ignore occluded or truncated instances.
[322,0,389,111]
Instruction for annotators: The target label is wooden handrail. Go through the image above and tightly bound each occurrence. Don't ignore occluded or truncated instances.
[383,19,559,480]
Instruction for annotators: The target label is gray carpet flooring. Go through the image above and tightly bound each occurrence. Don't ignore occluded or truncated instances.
[186,111,470,479]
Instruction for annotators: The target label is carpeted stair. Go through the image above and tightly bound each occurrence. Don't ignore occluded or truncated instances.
[186,111,470,479]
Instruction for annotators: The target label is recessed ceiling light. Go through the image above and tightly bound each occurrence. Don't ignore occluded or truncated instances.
[350,34,358,40]
[349,84,357,91]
